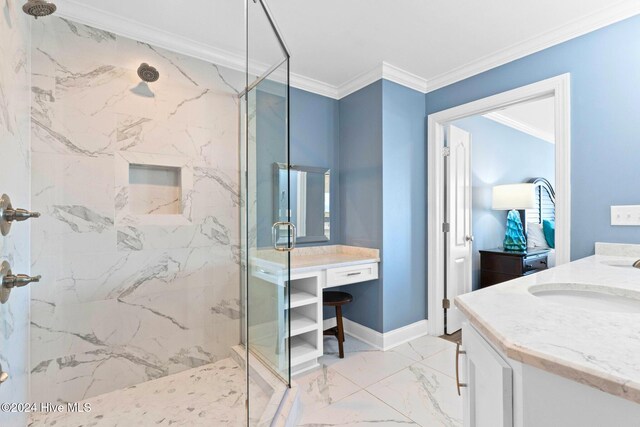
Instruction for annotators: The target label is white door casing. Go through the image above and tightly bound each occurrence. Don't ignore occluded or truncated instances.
[427,74,571,337]
[446,126,473,333]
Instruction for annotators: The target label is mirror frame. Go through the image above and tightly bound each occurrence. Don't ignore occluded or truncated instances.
[274,163,330,243]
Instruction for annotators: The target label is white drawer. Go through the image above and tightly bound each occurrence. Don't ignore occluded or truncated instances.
[325,263,378,287]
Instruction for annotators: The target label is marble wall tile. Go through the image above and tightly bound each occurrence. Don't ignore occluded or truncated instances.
[0,1,32,425]
[30,17,243,403]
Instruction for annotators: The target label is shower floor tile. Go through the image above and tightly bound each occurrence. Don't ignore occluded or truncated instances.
[28,358,251,426]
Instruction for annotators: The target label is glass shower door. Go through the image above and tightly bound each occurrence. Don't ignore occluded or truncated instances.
[243,1,292,425]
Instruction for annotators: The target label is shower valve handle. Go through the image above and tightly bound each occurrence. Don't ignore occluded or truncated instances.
[0,194,40,236]
[2,274,41,289]
[3,208,40,222]
[0,261,40,304]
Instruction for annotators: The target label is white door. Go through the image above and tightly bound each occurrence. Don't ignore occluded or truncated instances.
[446,125,472,333]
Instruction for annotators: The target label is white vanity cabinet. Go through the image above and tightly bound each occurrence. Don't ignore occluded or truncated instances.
[251,246,380,375]
[461,323,512,427]
[460,322,640,427]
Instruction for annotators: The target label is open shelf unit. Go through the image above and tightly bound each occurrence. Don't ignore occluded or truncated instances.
[290,288,317,308]
[290,311,317,337]
[287,274,322,373]
[290,333,319,367]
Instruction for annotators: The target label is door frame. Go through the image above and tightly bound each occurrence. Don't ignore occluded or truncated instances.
[427,74,571,336]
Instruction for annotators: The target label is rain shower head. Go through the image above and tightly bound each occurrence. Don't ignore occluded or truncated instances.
[22,0,57,19]
[137,63,160,83]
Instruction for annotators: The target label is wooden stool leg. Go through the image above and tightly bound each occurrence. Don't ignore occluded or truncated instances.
[336,305,345,358]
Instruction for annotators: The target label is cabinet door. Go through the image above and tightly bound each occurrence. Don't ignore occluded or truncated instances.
[463,324,513,427]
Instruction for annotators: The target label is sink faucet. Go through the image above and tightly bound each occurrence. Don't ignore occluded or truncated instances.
[634,260,640,269]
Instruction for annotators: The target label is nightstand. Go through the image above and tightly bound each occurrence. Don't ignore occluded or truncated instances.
[479,247,550,288]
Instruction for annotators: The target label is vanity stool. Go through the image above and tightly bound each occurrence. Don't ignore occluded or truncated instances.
[322,291,353,358]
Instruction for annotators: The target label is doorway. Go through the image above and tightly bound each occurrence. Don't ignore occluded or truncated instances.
[427,75,571,336]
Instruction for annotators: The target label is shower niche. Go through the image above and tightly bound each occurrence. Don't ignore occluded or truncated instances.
[129,164,181,215]
[115,152,193,226]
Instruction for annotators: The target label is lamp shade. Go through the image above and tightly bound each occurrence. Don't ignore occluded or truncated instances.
[492,183,536,210]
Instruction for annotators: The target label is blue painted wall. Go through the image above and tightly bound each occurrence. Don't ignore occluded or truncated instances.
[381,80,427,332]
[427,15,640,260]
[332,80,428,333]
[256,89,286,249]
[256,87,339,247]
[453,115,554,290]
[337,81,384,332]
[290,87,341,245]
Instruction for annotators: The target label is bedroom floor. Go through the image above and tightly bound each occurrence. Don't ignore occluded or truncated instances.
[294,334,463,426]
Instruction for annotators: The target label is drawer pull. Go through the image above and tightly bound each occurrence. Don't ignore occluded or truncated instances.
[456,342,467,396]
[346,272,362,277]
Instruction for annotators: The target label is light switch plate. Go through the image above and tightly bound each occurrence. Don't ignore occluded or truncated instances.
[611,205,640,226]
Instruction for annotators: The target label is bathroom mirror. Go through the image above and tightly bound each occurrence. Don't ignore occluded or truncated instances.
[274,163,330,243]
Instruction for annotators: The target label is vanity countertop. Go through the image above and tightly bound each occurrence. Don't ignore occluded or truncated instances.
[252,245,379,274]
[455,243,640,404]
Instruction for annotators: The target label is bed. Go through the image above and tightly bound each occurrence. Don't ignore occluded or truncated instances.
[525,177,556,267]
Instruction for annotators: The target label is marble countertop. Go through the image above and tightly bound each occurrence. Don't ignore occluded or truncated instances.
[455,243,640,404]
[252,245,380,274]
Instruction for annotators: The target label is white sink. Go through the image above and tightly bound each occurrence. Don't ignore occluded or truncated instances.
[529,284,640,313]
[600,260,636,268]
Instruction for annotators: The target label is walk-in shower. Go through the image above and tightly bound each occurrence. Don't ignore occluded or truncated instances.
[0,0,293,425]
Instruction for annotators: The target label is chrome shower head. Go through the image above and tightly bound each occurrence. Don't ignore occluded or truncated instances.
[22,0,57,19]
[137,63,160,83]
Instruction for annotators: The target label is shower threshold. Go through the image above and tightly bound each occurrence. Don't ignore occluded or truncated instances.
[28,358,251,426]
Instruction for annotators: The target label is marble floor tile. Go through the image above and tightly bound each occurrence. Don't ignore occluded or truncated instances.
[328,346,416,389]
[298,389,417,426]
[419,345,457,379]
[294,364,361,411]
[366,363,463,427]
[319,335,378,367]
[392,334,456,362]
[28,358,247,427]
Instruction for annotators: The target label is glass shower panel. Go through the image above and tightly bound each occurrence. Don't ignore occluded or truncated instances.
[244,1,291,425]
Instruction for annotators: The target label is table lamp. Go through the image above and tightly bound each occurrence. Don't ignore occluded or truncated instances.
[492,183,536,251]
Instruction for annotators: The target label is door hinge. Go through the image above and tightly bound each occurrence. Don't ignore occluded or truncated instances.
[442,147,450,157]
[442,298,451,309]
[442,222,450,233]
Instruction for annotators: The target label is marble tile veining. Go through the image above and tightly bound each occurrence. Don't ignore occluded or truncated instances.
[0,1,32,425]
[295,335,462,427]
[298,389,417,426]
[29,16,243,403]
[29,358,248,427]
[367,364,463,427]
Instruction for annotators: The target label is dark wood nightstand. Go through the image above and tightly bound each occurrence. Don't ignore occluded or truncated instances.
[479,248,550,288]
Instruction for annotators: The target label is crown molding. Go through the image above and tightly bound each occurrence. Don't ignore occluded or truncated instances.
[426,0,640,93]
[483,111,555,144]
[55,0,250,73]
[335,63,384,99]
[55,0,342,98]
[54,0,640,100]
[381,62,429,94]
[290,73,339,98]
[334,62,429,99]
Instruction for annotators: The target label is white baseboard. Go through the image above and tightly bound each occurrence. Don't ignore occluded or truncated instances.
[382,319,430,350]
[323,317,429,351]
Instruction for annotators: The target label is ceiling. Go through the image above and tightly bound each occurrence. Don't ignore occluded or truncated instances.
[484,97,556,143]
[268,0,634,86]
[54,0,639,97]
